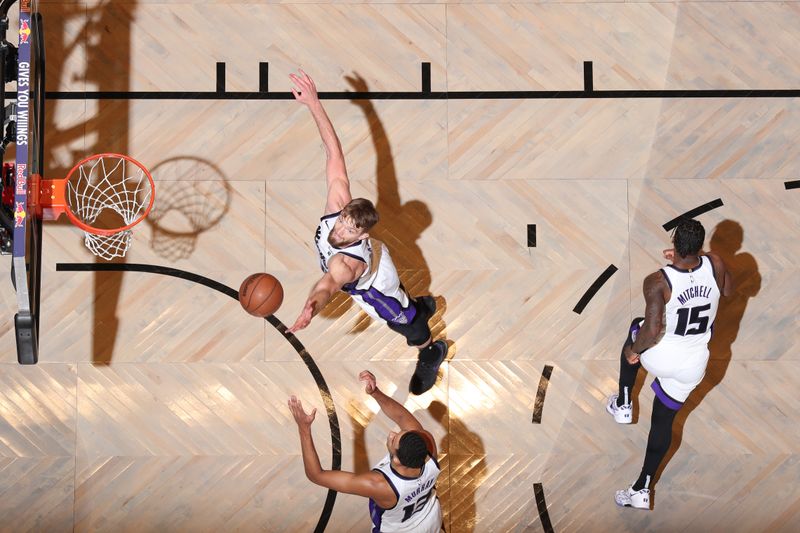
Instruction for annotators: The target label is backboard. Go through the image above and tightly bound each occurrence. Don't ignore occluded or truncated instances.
[6,0,43,364]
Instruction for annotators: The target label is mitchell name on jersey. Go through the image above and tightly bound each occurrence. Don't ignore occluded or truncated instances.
[676,285,714,305]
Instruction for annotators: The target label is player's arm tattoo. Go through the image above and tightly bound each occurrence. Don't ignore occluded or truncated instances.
[631,271,667,354]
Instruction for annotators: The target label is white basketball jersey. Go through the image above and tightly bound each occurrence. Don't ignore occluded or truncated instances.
[659,255,720,349]
[369,454,442,533]
[315,212,415,324]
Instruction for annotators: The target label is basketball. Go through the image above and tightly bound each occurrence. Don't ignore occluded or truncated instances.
[239,273,284,317]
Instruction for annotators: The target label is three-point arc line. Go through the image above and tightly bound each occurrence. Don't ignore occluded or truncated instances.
[662,198,724,231]
[531,366,554,531]
[532,365,554,424]
[533,483,555,533]
[56,262,341,533]
[573,265,618,315]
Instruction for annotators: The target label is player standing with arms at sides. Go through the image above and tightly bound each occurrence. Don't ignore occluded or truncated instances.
[288,370,443,532]
[607,218,732,509]
[287,70,447,395]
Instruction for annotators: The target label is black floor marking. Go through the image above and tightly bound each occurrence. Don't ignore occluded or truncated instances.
[216,62,226,93]
[573,265,618,315]
[56,262,341,533]
[583,61,593,92]
[531,365,553,424]
[785,180,800,190]
[421,62,431,94]
[527,224,537,247]
[38,88,800,101]
[259,62,269,93]
[24,61,800,101]
[533,483,555,533]
[662,198,724,231]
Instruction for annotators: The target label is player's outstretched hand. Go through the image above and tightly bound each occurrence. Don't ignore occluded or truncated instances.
[290,69,319,106]
[287,300,315,334]
[359,370,378,395]
[288,396,317,428]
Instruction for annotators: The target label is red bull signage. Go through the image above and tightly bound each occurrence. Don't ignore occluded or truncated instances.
[14,202,27,228]
[15,163,26,194]
[13,8,33,259]
[19,20,30,44]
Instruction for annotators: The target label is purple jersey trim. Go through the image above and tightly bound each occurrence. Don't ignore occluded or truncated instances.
[666,257,703,273]
[372,468,400,510]
[705,256,720,291]
[390,462,425,481]
[659,268,672,291]
[337,251,367,263]
[651,379,683,411]
[369,498,384,533]
[320,211,341,221]
[428,453,440,469]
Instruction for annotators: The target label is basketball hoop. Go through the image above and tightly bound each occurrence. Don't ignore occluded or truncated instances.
[34,153,155,260]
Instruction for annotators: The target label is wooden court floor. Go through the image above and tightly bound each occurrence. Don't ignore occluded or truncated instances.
[1,1,799,531]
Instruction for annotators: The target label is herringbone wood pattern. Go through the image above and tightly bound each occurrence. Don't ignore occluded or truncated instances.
[1,1,798,531]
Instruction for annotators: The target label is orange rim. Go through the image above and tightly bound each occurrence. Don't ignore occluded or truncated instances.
[55,153,156,237]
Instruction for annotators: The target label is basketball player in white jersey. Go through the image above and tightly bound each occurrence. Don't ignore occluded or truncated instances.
[288,370,442,532]
[607,218,732,509]
[286,70,447,395]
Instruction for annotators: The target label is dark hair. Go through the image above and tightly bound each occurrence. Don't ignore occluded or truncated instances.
[672,218,705,257]
[397,432,428,469]
[341,198,379,231]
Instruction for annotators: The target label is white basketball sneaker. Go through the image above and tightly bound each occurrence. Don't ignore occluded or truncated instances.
[606,394,632,424]
[615,486,651,510]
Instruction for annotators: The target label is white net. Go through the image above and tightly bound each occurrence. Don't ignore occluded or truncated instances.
[66,155,154,260]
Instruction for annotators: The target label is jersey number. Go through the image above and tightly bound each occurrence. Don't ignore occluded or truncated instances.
[675,303,711,336]
[401,487,434,523]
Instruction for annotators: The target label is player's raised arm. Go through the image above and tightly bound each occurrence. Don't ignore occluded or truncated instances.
[358,370,421,429]
[359,370,437,456]
[290,70,351,214]
[287,396,394,505]
[287,254,365,333]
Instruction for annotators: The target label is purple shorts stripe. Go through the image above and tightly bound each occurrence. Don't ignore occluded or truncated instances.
[349,286,416,324]
[651,379,683,411]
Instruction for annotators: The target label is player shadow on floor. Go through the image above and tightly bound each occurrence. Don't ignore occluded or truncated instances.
[658,219,761,480]
[349,400,374,477]
[428,400,486,533]
[9,2,121,364]
[321,74,450,351]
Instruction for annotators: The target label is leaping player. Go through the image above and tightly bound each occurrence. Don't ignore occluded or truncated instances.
[287,70,447,395]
